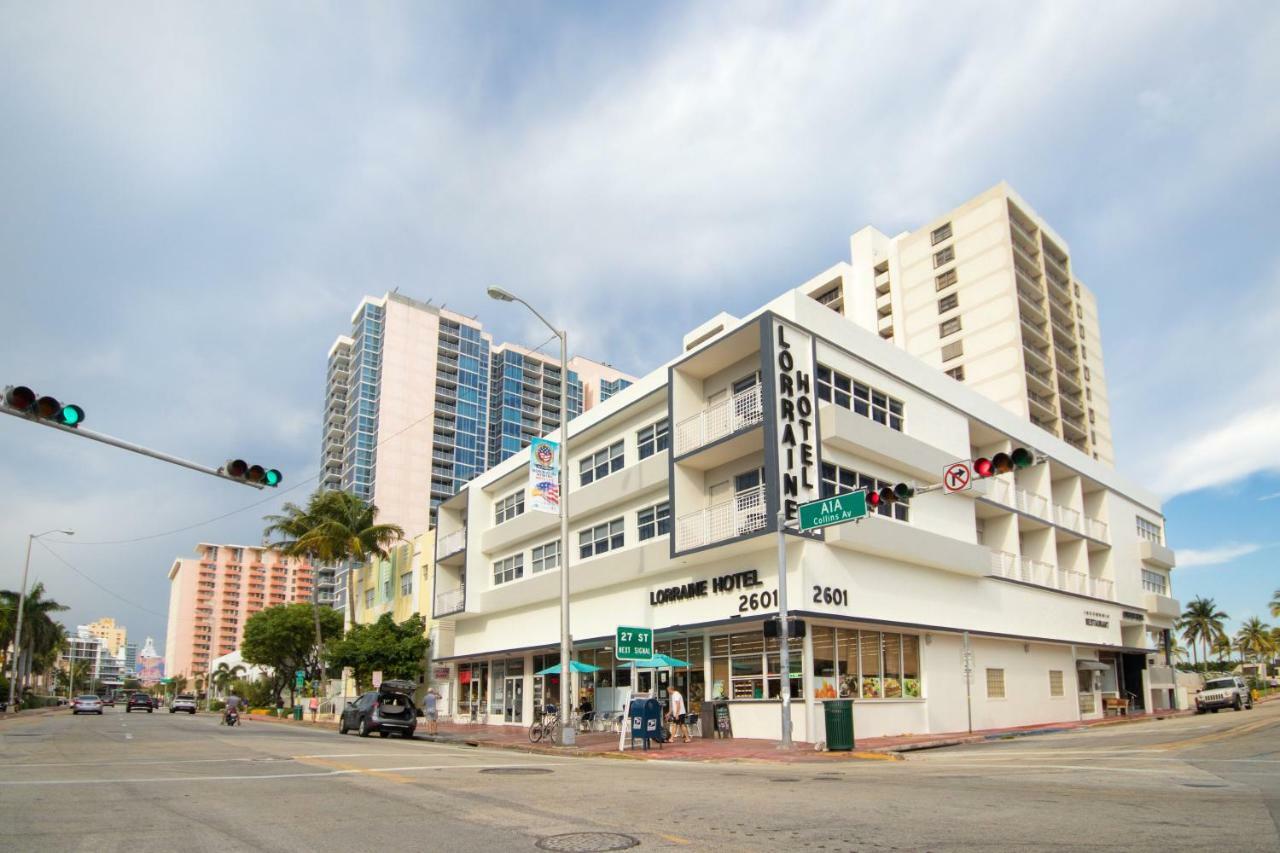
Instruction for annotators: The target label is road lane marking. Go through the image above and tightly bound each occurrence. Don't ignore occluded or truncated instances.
[1156,717,1279,752]
[658,833,691,844]
[0,762,565,786]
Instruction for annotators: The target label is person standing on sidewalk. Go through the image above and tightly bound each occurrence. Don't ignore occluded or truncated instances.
[275,696,284,718]
[424,688,439,736]
[309,693,319,722]
[668,686,690,743]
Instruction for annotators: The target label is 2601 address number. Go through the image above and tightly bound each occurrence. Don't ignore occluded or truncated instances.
[813,585,848,606]
[738,590,778,613]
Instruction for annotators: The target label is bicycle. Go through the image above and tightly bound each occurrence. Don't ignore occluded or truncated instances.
[528,704,561,744]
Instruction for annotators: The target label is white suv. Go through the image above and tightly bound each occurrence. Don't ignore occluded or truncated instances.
[1195,676,1253,713]
[170,694,198,714]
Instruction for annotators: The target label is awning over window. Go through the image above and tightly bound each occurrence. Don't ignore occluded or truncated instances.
[1076,660,1110,671]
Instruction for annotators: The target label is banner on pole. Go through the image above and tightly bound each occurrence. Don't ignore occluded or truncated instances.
[528,438,561,514]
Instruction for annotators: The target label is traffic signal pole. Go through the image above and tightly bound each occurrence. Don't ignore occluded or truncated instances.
[0,405,267,489]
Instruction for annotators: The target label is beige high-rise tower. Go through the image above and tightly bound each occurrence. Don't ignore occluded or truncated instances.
[805,183,1114,465]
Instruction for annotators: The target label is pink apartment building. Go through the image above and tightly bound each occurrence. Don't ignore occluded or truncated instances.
[165,543,316,679]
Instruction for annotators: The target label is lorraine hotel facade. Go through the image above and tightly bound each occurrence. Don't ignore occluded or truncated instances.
[427,263,1180,743]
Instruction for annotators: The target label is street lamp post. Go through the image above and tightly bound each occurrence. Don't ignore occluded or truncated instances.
[487,285,575,747]
[7,529,74,712]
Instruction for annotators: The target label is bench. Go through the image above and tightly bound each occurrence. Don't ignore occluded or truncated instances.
[1102,697,1129,716]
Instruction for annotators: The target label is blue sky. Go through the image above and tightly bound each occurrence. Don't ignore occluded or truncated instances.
[1,2,1277,651]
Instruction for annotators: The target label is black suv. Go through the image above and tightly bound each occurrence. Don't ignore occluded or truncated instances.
[126,693,154,713]
[338,680,421,738]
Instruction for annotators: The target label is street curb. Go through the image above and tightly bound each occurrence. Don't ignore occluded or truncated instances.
[0,706,66,724]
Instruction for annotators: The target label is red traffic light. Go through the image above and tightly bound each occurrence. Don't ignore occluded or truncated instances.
[866,490,882,509]
[5,386,36,411]
[973,448,1037,478]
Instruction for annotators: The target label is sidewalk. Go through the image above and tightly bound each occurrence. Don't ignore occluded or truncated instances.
[247,703,1206,764]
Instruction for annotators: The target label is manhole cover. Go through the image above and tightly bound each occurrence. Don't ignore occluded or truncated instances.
[536,833,639,852]
[480,767,554,775]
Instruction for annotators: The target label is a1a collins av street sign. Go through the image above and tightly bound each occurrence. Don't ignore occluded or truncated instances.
[798,491,868,531]
[615,626,653,661]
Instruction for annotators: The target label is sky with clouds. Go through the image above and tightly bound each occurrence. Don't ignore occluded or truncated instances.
[2,2,1277,652]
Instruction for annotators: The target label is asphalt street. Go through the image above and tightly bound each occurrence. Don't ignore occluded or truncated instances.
[1,701,1277,852]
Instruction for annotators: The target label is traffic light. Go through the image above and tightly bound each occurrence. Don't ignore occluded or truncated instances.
[868,483,914,508]
[223,458,283,487]
[973,447,1036,478]
[3,385,85,427]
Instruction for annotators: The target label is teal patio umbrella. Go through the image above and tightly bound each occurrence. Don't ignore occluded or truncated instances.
[535,660,602,676]
[632,653,690,669]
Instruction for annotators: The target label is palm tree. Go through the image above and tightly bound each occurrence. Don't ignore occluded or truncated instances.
[1270,589,1280,619]
[0,583,69,697]
[265,489,404,694]
[1167,634,1189,664]
[211,663,245,698]
[1180,597,1229,672]
[1235,617,1275,664]
[1211,634,1234,666]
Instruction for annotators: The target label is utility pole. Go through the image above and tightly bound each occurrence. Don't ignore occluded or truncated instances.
[776,510,793,749]
[7,529,74,712]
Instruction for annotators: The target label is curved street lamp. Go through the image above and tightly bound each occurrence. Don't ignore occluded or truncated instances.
[487,285,575,746]
[8,529,74,711]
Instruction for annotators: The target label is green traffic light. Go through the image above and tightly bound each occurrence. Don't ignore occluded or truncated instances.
[56,404,84,427]
[264,468,282,487]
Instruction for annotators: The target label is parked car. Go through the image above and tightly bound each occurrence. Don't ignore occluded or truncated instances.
[1196,676,1253,713]
[338,680,421,738]
[127,693,154,713]
[101,695,115,707]
[72,695,104,715]
[170,694,198,714]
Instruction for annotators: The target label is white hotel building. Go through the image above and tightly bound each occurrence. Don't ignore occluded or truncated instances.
[428,280,1179,743]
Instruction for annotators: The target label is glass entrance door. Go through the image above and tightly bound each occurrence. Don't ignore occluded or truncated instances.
[503,676,523,723]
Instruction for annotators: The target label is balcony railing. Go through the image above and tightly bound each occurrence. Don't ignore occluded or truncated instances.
[1086,517,1109,541]
[675,485,768,550]
[1091,577,1114,599]
[1018,556,1056,586]
[1057,568,1089,595]
[988,551,1115,601]
[437,528,466,557]
[434,587,465,617]
[673,384,764,456]
[1053,505,1083,535]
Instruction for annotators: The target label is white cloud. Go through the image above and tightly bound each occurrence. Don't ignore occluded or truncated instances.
[1142,404,1280,497]
[1177,543,1263,568]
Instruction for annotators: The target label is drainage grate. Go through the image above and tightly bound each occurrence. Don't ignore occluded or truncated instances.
[536,833,639,852]
[480,767,554,775]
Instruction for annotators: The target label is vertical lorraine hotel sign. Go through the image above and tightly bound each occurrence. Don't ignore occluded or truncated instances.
[772,318,820,524]
[528,437,561,514]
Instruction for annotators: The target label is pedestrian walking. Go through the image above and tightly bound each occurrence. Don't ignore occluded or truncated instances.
[309,693,319,722]
[275,696,284,718]
[668,686,690,743]
[424,688,439,736]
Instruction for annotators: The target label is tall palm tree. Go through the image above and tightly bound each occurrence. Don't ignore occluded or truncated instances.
[1167,634,1189,664]
[0,583,69,696]
[265,489,404,691]
[1211,634,1234,665]
[1270,589,1280,619]
[1235,617,1274,663]
[1180,597,1229,672]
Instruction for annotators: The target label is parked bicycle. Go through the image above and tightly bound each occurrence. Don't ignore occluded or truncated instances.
[528,703,561,744]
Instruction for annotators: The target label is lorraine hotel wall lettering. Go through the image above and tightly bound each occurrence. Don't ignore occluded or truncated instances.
[773,319,820,522]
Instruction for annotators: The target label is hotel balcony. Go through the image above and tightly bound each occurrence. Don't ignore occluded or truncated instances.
[675,484,768,551]
[1144,591,1180,621]
[1018,290,1048,327]
[1021,314,1050,347]
[1139,539,1176,569]
[988,551,1115,600]
[874,270,891,295]
[981,479,1110,545]
[437,528,466,563]
[434,586,465,618]
[1023,344,1053,374]
[673,383,763,458]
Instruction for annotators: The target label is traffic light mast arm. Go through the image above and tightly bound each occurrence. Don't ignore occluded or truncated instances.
[0,405,266,490]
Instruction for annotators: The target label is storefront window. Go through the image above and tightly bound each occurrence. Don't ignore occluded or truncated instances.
[830,627,921,700]
[765,635,803,699]
[812,629,837,700]
[457,661,489,717]
[860,631,882,698]
[883,633,902,698]
[902,635,921,698]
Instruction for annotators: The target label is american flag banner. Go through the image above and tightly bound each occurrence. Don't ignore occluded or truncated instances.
[528,438,561,514]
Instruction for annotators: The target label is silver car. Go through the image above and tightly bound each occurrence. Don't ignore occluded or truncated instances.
[72,694,104,715]
[170,694,198,714]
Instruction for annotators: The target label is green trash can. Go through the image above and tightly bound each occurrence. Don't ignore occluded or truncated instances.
[293,705,303,721]
[823,699,854,751]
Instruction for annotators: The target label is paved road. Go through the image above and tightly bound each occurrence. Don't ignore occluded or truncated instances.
[2,701,1277,852]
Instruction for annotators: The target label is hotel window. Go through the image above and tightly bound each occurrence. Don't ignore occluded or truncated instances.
[1136,517,1163,544]
[637,420,670,460]
[938,293,959,314]
[986,668,1006,699]
[1142,569,1168,595]
[933,245,955,268]
[580,440,624,486]
[815,628,920,699]
[364,589,374,609]
[945,366,965,381]
[815,366,904,431]
[531,540,560,574]
[821,463,909,522]
[399,572,412,596]
[637,502,671,541]
[205,547,219,561]
[939,316,962,338]
[1049,670,1064,697]
[493,554,524,585]
[941,340,964,362]
[383,575,393,598]
[935,268,958,290]
[494,490,524,525]
[930,222,953,245]
[579,517,624,559]
[230,548,243,563]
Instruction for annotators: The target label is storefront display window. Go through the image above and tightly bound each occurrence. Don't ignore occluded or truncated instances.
[709,630,801,701]
[457,661,488,717]
[832,627,922,700]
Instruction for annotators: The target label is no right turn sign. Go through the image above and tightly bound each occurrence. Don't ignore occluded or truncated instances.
[943,461,972,494]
